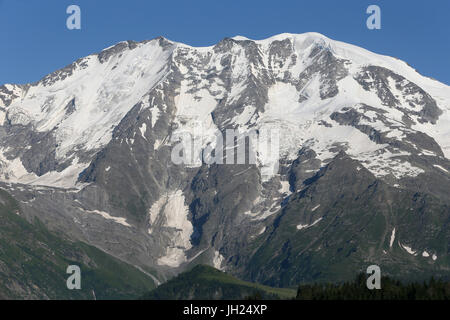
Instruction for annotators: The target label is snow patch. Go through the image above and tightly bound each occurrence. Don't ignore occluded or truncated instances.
[399,242,417,255]
[84,209,131,227]
[148,190,193,268]
[213,251,225,270]
[279,180,291,195]
[0,152,89,189]
[150,107,160,128]
[433,164,449,173]
[257,226,266,235]
[139,122,147,138]
[297,217,322,230]
[389,228,396,248]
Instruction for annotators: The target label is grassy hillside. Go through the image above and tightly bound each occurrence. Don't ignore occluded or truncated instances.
[0,188,156,299]
[142,265,296,300]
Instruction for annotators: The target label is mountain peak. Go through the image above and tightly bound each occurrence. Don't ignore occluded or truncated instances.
[2,30,450,291]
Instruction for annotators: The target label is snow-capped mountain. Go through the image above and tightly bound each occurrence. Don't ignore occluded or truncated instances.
[1,33,449,285]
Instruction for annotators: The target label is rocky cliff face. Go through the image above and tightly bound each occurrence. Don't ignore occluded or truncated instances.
[1,32,449,286]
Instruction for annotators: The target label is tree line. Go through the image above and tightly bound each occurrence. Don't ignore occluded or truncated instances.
[295,274,450,300]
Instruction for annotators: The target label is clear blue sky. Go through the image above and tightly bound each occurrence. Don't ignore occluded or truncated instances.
[1,0,449,85]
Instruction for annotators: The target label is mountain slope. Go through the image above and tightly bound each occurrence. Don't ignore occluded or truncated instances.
[0,32,449,289]
[141,265,296,300]
[241,152,450,286]
[0,188,156,299]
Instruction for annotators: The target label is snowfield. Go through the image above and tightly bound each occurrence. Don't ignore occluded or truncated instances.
[0,32,449,191]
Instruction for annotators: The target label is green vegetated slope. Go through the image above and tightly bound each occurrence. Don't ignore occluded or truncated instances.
[142,265,297,300]
[0,188,156,299]
[242,153,450,287]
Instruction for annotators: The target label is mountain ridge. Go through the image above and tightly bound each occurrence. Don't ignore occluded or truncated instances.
[0,32,449,291]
